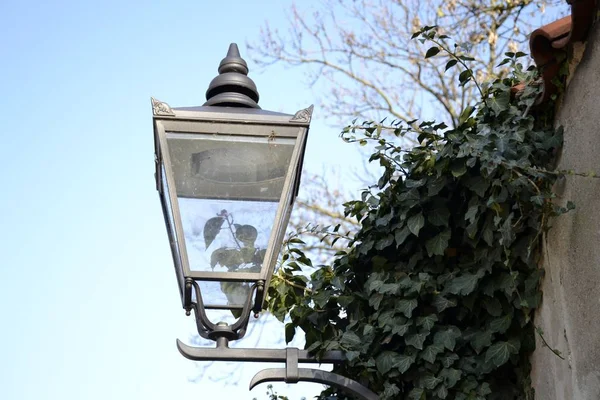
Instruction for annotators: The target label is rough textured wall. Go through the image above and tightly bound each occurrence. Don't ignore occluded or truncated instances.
[530,21,600,400]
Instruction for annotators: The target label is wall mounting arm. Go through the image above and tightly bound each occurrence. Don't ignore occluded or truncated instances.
[177,341,379,400]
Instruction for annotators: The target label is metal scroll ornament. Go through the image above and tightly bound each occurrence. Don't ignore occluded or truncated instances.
[290,105,314,123]
[151,97,175,116]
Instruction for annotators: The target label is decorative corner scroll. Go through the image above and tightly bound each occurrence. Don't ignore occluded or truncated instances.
[151,97,175,116]
[290,104,314,123]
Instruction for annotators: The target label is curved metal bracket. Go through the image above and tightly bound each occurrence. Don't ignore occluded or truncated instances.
[176,340,377,399]
[186,278,261,341]
[249,368,379,400]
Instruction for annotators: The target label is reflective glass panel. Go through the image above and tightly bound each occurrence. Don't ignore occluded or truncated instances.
[198,281,252,309]
[166,133,295,276]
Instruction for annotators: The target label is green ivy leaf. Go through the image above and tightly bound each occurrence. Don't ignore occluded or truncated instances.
[425,230,451,256]
[446,271,483,296]
[421,344,444,363]
[445,59,458,71]
[471,330,493,353]
[458,69,472,85]
[466,176,489,197]
[313,290,333,308]
[432,295,457,312]
[490,314,512,333]
[435,385,449,399]
[484,340,520,367]
[459,105,475,124]
[366,274,385,292]
[405,178,427,188]
[489,90,510,115]
[478,382,492,396]
[395,226,411,247]
[482,297,502,317]
[425,46,441,58]
[382,384,401,400]
[417,314,439,330]
[377,310,395,327]
[305,341,321,353]
[440,353,460,368]
[434,327,461,351]
[406,332,428,350]
[396,354,416,373]
[428,205,450,226]
[380,283,400,294]
[203,217,224,248]
[375,234,394,250]
[399,188,420,202]
[407,213,425,236]
[346,350,360,362]
[396,298,418,318]
[499,214,516,246]
[285,323,295,344]
[428,176,447,196]
[440,368,462,388]
[392,320,412,336]
[420,373,443,389]
[408,388,425,400]
[341,331,362,348]
[450,159,467,177]
[376,352,411,374]
[465,203,479,224]
[369,293,384,310]
[376,211,394,226]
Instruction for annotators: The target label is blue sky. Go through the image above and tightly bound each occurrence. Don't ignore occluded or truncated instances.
[0,1,357,399]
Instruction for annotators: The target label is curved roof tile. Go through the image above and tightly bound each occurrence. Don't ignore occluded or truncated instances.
[528,0,597,102]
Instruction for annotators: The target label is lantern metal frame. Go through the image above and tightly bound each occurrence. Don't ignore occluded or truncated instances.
[152,99,312,319]
[152,43,379,400]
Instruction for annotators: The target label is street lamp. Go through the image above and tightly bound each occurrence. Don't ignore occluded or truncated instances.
[152,44,378,400]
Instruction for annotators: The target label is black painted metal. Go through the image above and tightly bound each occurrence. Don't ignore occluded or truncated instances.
[204,43,261,109]
[177,339,345,363]
[176,340,379,400]
[249,369,379,400]
[185,278,261,340]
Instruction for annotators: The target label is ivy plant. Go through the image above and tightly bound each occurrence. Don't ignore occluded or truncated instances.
[266,27,573,400]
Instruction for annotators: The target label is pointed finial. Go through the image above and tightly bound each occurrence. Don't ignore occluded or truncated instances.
[218,43,248,75]
[204,43,260,108]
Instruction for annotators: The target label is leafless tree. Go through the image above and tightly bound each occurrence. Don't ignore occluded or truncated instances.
[248,0,565,257]
[250,0,563,126]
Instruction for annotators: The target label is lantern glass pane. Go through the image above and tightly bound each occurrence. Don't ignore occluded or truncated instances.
[196,281,252,309]
[166,133,295,276]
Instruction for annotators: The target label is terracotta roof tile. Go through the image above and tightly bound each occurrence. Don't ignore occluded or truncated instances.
[527,0,597,102]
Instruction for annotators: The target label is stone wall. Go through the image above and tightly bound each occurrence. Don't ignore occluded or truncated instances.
[530,20,600,400]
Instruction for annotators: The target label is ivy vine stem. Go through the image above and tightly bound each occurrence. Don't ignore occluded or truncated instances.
[274,275,313,294]
[535,326,566,360]
[429,36,488,107]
